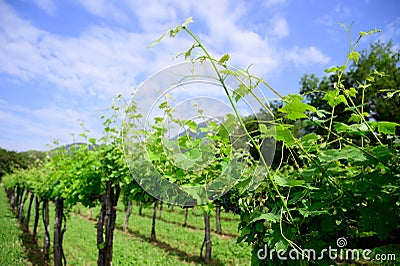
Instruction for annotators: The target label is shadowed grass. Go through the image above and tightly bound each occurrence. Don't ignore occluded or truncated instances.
[18,198,251,265]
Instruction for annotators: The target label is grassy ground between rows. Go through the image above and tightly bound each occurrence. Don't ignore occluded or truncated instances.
[0,184,30,266]
[21,198,251,265]
[2,185,400,265]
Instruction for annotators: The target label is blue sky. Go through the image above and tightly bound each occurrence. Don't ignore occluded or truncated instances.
[0,0,399,152]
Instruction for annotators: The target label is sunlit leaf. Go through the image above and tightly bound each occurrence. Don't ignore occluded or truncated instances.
[219,53,230,64]
[233,84,248,102]
[185,120,198,132]
[348,51,360,64]
[323,90,348,107]
[260,123,296,147]
[377,121,399,135]
[278,94,316,120]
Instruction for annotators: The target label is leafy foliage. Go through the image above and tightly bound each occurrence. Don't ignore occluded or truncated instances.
[301,41,400,132]
[0,148,45,181]
[153,20,400,265]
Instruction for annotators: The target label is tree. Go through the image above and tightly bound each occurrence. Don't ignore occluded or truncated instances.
[349,40,400,123]
[0,148,21,179]
[300,40,400,127]
[0,148,44,181]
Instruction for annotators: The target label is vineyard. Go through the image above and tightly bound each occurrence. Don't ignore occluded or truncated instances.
[0,185,251,265]
[1,20,400,265]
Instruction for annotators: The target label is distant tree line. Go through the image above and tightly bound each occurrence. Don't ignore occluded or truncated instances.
[0,148,45,181]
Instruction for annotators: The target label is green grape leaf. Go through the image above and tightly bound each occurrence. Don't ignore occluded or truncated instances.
[323,90,348,107]
[260,123,296,147]
[348,51,360,64]
[274,175,305,187]
[319,146,366,162]
[348,113,362,123]
[275,240,289,251]
[185,120,198,132]
[344,87,358,97]
[218,53,230,64]
[377,121,399,135]
[298,209,329,218]
[278,94,316,120]
[325,65,346,74]
[182,17,194,27]
[315,109,330,118]
[218,114,237,140]
[233,84,248,102]
[324,66,339,73]
[300,133,319,152]
[158,101,168,109]
[250,213,280,223]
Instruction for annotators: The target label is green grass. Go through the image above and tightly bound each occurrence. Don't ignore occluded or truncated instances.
[73,202,251,265]
[0,185,30,266]
[20,198,251,265]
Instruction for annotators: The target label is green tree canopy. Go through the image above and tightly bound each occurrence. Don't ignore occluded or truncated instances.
[0,147,45,180]
[300,40,400,125]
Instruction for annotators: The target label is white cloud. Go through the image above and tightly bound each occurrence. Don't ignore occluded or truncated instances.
[0,102,101,151]
[314,14,334,27]
[378,18,400,49]
[182,1,281,77]
[0,0,304,151]
[285,46,330,67]
[268,16,289,39]
[32,0,56,15]
[0,4,154,98]
[0,0,285,100]
[75,0,128,24]
[263,0,286,8]
[334,4,351,17]
[314,4,352,28]
[124,0,183,31]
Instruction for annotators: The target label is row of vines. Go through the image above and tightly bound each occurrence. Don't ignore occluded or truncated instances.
[3,20,400,265]
[2,93,226,265]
